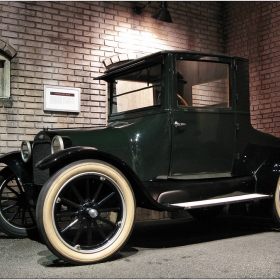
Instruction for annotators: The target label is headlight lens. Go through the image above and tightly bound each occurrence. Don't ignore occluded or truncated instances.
[51,135,64,154]
[21,141,32,162]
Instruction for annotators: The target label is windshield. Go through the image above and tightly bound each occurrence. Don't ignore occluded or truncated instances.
[176,60,230,108]
[108,63,162,115]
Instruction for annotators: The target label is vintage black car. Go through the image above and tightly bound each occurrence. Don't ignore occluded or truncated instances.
[1,50,280,265]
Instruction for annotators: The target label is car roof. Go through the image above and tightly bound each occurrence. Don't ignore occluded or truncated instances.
[95,50,248,81]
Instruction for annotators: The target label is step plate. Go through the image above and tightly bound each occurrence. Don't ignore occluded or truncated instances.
[170,194,272,209]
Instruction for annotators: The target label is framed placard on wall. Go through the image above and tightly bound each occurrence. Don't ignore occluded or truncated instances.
[44,85,81,113]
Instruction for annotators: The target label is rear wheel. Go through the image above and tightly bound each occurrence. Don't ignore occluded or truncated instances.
[0,167,37,237]
[36,160,135,265]
[272,176,280,225]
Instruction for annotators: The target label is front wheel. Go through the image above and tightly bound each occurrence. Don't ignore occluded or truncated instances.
[36,160,136,265]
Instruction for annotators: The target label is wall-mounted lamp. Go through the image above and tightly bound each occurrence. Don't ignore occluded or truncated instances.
[152,2,173,23]
[133,1,173,23]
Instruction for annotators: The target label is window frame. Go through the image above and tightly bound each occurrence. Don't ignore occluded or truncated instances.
[0,53,11,99]
[107,60,164,117]
[175,55,234,112]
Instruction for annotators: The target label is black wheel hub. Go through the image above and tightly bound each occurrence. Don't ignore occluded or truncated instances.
[79,202,100,220]
[87,208,98,218]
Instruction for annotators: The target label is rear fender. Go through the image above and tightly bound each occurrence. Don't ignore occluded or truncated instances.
[0,151,33,184]
[36,146,177,211]
[255,153,280,195]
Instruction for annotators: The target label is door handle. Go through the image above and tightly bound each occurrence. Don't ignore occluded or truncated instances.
[174,121,186,128]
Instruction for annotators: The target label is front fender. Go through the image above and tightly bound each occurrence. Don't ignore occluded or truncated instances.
[0,151,33,184]
[36,146,178,211]
[36,146,98,170]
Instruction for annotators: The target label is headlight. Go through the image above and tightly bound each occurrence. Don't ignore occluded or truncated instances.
[21,141,32,162]
[51,135,64,154]
[51,135,72,154]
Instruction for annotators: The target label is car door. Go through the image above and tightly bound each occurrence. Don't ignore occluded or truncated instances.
[169,57,236,179]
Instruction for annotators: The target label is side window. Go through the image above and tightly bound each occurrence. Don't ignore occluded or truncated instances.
[0,53,11,99]
[176,60,230,108]
[109,64,162,114]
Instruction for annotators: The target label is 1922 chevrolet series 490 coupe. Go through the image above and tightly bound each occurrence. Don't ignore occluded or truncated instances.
[1,50,280,265]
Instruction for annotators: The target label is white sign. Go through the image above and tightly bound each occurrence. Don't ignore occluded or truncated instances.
[44,85,80,113]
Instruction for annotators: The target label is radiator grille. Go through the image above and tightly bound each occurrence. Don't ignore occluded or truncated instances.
[32,143,51,185]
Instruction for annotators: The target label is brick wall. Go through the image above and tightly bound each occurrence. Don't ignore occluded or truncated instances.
[0,1,224,156]
[223,1,280,137]
[193,80,228,107]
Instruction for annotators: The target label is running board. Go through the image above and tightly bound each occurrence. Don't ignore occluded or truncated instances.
[170,194,272,210]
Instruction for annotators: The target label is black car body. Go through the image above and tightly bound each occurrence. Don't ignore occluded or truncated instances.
[1,50,280,264]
